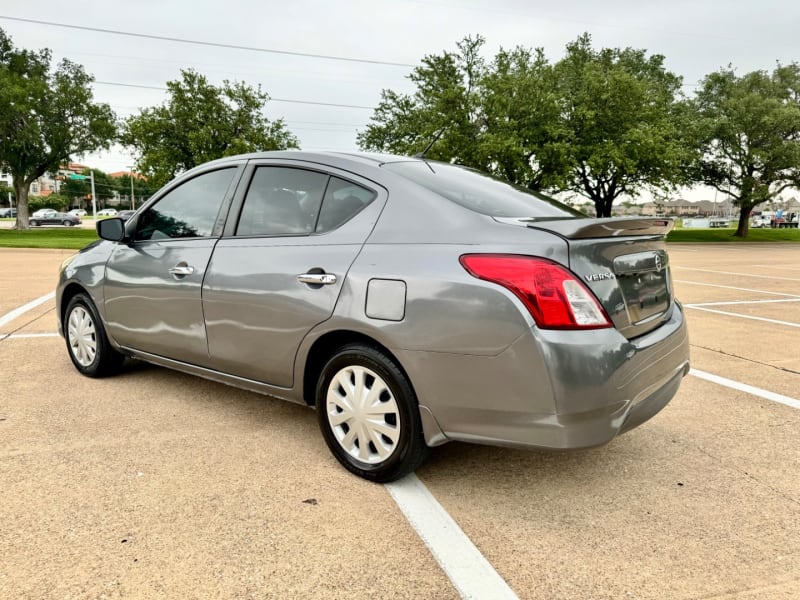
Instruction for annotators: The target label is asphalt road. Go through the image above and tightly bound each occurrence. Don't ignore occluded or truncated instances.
[1,244,798,599]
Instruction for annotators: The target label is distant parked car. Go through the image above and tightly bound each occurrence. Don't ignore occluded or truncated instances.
[96,208,118,217]
[69,209,87,217]
[117,210,136,221]
[0,207,17,218]
[30,211,82,227]
[750,215,768,228]
[32,208,58,219]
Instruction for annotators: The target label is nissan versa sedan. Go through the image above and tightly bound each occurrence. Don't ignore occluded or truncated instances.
[57,151,690,482]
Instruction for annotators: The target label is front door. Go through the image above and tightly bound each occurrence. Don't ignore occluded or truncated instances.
[103,167,240,365]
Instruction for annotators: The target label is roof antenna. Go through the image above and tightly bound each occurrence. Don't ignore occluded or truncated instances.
[413,129,445,159]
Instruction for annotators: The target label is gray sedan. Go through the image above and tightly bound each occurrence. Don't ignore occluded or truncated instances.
[56,152,690,482]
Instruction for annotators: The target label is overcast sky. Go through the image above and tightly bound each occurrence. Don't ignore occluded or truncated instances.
[1,0,798,200]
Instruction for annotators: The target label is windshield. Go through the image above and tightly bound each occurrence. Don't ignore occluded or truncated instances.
[382,161,583,218]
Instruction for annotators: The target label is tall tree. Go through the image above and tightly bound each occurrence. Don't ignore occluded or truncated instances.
[0,28,116,229]
[691,64,800,237]
[479,46,567,190]
[121,69,299,187]
[553,34,690,217]
[358,36,486,167]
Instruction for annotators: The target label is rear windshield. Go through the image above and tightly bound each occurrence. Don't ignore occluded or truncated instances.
[382,161,583,218]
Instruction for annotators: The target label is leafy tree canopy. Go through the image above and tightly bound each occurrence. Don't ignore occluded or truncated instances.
[359,34,691,216]
[553,34,692,217]
[691,63,800,236]
[121,69,299,187]
[0,28,116,229]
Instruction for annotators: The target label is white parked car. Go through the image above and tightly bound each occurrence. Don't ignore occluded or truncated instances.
[96,208,118,217]
[68,209,87,217]
[32,208,58,218]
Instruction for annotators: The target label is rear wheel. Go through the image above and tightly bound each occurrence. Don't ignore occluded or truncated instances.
[316,344,428,482]
[64,293,124,377]
[63,220,72,227]
[30,220,38,226]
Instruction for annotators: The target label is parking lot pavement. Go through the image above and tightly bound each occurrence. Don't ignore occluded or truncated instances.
[2,244,799,599]
[418,375,800,599]
[0,249,71,315]
[1,338,457,599]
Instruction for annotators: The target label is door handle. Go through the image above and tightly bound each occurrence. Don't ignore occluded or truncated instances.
[168,264,195,277]
[297,272,337,285]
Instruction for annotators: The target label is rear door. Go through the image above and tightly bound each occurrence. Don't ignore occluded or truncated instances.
[103,165,242,364]
[203,160,386,387]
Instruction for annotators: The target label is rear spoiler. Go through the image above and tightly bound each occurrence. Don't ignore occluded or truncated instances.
[494,217,675,240]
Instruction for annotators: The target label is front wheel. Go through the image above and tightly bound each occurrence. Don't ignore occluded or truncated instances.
[63,220,72,227]
[64,293,124,377]
[30,220,38,226]
[316,344,428,482]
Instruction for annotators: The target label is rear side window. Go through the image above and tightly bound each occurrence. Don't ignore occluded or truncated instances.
[237,167,327,236]
[382,161,582,218]
[135,168,236,241]
[316,177,376,233]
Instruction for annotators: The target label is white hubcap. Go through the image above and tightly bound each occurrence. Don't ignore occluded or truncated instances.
[67,306,97,367]
[326,365,401,464]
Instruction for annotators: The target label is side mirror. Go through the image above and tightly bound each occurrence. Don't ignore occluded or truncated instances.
[96,217,126,242]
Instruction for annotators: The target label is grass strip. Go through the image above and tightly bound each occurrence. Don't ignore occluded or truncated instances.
[0,228,99,249]
[667,228,800,242]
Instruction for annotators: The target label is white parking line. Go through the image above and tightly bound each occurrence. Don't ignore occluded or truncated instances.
[386,474,519,600]
[674,280,800,298]
[752,264,800,272]
[684,305,800,328]
[673,267,800,282]
[0,292,55,328]
[690,369,800,410]
[2,292,515,598]
[685,299,800,307]
[2,332,60,339]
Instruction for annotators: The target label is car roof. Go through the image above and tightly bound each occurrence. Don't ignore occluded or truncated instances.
[191,150,424,172]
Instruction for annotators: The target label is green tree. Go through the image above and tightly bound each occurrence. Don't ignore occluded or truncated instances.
[359,34,690,211]
[552,34,691,217]
[60,168,118,211]
[0,28,116,229]
[0,181,13,204]
[359,36,569,190]
[121,69,299,187]
[691,64,800,237]
[479,45,567,190]
[358,36,487,167]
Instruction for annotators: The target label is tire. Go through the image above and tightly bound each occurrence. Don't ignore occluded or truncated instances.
[30,220,38,227]
[316,343,428,482]
[64,293,124,377]
[63,220,72,227]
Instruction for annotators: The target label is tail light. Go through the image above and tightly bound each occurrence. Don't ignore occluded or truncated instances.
[460,254,612,330]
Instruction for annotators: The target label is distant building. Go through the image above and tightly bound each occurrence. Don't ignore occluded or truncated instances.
[639,199,737,218]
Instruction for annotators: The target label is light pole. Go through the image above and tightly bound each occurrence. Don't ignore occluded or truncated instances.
[68,171,97,218]
[127,167,135,209]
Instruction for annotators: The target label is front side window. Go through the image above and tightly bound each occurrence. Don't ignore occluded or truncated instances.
[236,167,328,236]
[135,168,236,241]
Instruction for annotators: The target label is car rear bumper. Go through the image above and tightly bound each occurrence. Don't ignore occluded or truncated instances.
[398,302,690,450]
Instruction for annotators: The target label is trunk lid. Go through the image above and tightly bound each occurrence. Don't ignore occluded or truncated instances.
[497,217,675,339]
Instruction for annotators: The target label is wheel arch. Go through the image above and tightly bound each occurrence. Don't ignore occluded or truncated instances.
[301,330,411,408]
[59,282,89,334]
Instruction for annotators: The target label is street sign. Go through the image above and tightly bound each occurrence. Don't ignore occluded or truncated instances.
[68,174,89,180]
